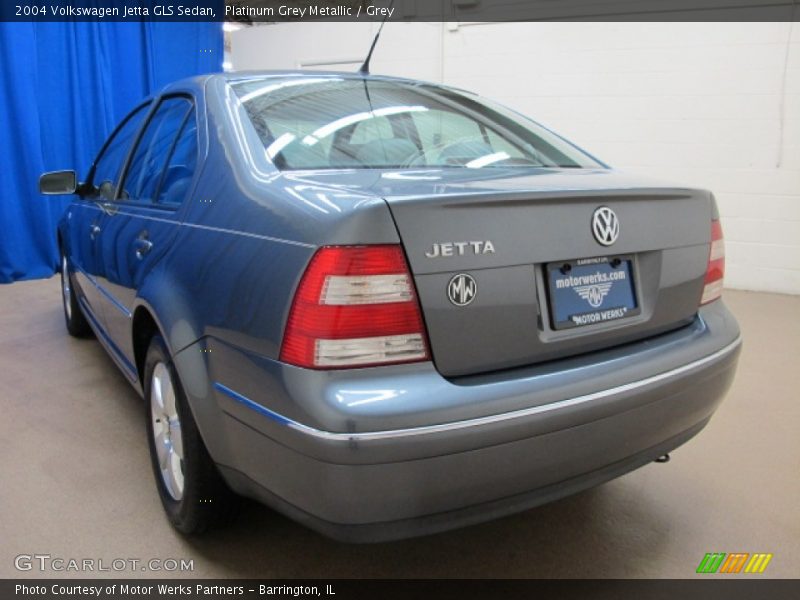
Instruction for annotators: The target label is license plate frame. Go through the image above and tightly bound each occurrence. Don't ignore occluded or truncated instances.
[546,255,640,330]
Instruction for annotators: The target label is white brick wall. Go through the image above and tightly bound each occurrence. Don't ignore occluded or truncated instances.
[232,22,800,294]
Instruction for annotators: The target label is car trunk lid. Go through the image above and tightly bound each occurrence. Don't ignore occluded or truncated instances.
[378,168,712,377]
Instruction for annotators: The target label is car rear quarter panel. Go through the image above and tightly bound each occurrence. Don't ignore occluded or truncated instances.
[150,77,404,462]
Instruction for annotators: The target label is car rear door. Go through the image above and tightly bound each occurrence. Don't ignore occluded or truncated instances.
[70,103,150,324]
[94,96,199,365]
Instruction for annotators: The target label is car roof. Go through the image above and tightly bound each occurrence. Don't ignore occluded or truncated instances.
[159,70,474,97]
[221,69,435,85]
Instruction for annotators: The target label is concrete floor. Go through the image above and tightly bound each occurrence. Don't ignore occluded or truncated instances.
[1,277,798,579]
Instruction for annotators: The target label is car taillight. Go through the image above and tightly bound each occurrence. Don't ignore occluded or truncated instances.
[701,219,725,305]
[280,245,430,369]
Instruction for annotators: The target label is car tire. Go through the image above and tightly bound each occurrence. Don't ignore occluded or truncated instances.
[60,253,92,338]
[144,334,240,533]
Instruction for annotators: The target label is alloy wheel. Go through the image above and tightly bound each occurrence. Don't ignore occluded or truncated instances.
[150,362,185,501]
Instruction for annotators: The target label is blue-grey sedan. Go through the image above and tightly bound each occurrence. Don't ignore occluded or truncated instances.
[40,71,741,541]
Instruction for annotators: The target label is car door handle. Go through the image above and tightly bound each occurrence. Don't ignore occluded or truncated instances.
[89,224,101,240]
[133,238,153,259]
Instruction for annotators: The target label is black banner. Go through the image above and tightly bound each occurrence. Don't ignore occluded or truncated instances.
[2,0,799,22]
[4,579,800,600]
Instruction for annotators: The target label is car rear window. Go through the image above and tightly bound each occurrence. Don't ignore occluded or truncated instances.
[231,76,602,171]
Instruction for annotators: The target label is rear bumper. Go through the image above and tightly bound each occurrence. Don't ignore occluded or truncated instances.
[202,301,741,542]
[220,418,712,543]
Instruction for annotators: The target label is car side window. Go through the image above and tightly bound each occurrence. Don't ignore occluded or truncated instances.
[154,108,198,207]
[119,97,193,204]
[90,104,150,201]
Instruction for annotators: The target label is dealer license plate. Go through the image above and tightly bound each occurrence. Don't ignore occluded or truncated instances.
[546,256,640,330]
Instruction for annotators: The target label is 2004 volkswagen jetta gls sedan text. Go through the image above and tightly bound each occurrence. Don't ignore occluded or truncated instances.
[40,71,741,542]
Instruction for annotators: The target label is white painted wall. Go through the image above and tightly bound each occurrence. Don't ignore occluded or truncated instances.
[231,22,800,294]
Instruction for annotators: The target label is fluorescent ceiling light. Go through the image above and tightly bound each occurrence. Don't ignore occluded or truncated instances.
[238,78,339,103]
[266,133,296,159]
[466,151,510,168]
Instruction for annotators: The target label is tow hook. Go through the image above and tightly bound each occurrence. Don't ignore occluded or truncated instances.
[655,454,671,463]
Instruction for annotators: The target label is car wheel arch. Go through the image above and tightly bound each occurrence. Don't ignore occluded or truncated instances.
[130,301,229,461]
[132,306,161,389]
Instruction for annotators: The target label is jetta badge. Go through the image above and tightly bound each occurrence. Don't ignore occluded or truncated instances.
[425,241,495,258]
[447,274,477,307]
[592,206,620,246]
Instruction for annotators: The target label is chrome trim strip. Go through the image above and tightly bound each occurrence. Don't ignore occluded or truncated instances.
[75,266,132,319]
[77,296,137,381]
[95,281,133,319]
[214,382,292,426]
[216,335,742,442]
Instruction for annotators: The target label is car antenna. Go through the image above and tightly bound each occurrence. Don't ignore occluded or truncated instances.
[358,0,395,75]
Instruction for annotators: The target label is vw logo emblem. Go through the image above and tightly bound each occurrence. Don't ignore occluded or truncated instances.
[592,206,620,246]
[447,273,477,307]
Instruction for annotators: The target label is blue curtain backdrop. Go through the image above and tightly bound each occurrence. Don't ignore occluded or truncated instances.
[0,22,222,283]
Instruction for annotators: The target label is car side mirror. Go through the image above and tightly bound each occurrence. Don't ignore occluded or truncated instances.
[39,170,77,195]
